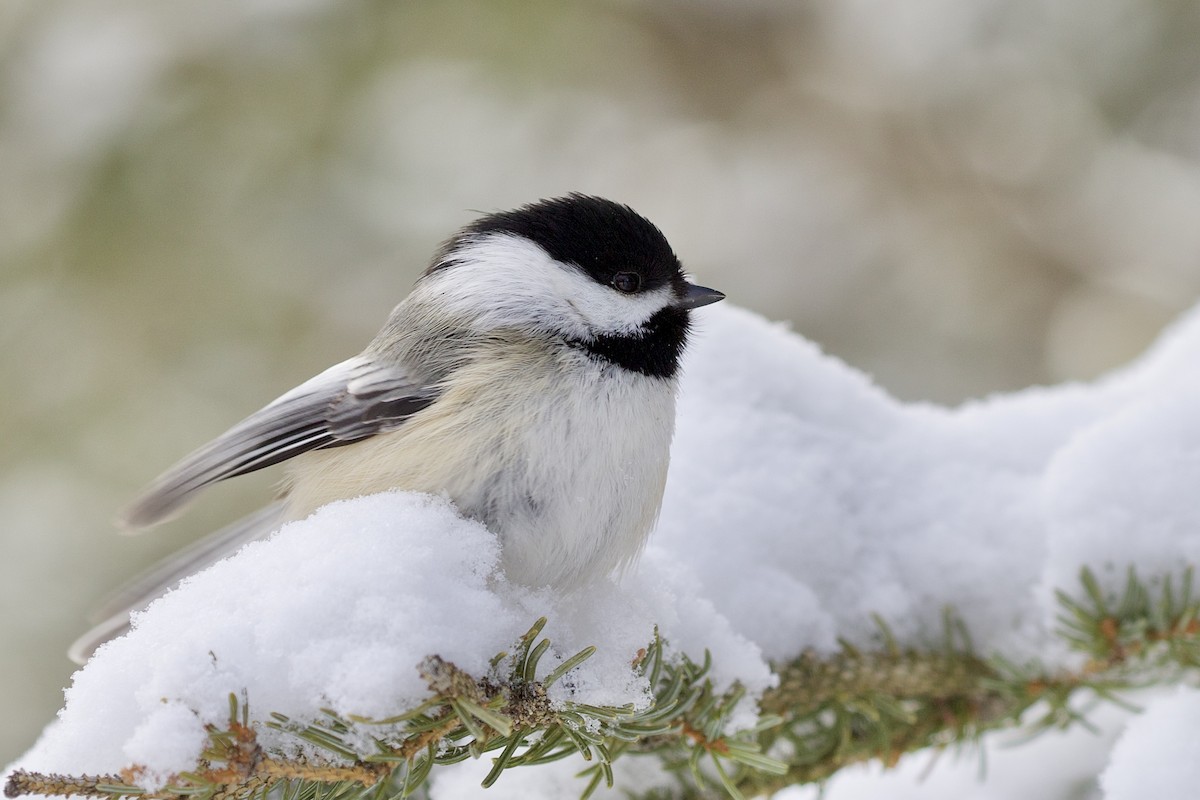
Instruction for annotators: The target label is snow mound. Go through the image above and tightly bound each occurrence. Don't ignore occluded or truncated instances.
[1101,688,1200,800]
[13,491,769,785]
[660,304,1200,664]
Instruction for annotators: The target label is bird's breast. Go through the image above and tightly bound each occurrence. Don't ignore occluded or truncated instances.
[285,341,677,589]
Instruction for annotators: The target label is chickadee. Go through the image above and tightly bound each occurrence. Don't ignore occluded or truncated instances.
[69,194,723,662]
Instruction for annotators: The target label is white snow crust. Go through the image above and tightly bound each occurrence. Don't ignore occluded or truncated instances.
[1101,688,1200,800]
[11,301,1200,798]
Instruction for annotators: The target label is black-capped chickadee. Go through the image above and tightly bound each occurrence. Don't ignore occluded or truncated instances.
[69,194,723,662]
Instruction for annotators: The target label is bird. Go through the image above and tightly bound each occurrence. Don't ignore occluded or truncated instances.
[69,194,724,663]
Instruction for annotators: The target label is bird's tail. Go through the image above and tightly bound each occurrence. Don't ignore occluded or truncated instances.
[68,502,287,664]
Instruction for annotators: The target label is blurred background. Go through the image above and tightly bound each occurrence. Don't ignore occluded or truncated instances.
[4,0,1200,767]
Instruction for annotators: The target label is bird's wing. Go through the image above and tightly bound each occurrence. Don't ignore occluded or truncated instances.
[120,356,439,530]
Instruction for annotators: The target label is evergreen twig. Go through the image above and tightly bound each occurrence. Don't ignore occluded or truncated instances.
[8,567,1200,800]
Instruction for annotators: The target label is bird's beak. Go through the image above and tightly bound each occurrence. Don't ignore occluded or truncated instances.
[676,282,725,310]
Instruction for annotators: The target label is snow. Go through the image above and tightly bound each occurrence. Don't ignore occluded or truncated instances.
[776,698,1135,800]
[9,491,772,784]
[1101,688,1200,800]
[18,494,516,778]
[10,300,1200,797]
[661,304,1200,666]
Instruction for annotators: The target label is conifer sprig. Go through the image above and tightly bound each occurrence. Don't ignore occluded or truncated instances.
[8,567,1200,800]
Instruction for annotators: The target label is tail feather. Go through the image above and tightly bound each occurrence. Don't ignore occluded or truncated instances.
[69,502,287,664]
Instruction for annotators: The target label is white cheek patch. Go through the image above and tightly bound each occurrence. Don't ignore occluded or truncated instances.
[570,270,674,336]
[418,233,674,339]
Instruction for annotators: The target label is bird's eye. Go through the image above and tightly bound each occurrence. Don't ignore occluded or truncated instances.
[612,272,642,293]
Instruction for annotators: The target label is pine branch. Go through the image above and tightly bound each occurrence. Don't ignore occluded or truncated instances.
[731,566,1200,797]
[9,567,1200,800]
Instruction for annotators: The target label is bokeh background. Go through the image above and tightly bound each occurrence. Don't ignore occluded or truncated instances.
[4,0,1200,770]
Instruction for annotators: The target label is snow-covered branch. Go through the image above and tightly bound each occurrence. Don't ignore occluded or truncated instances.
[10,303,1200,798]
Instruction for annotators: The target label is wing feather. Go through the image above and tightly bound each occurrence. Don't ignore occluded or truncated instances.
[120,357,437,529]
